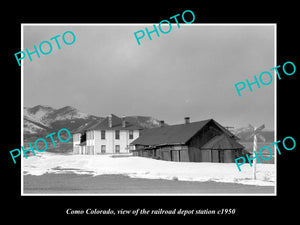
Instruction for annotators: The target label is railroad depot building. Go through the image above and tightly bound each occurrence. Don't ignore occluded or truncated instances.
[131,118,246,163]
[73,114,142,155]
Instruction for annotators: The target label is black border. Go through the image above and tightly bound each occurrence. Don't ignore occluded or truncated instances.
[4,4,298,221]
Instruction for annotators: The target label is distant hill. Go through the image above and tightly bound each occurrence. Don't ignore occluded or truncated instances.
[24,105,101,138]
[124,116,162,129]
[232,126,275,142]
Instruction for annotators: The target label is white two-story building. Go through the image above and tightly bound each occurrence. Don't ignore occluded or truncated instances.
[73,114,142,155]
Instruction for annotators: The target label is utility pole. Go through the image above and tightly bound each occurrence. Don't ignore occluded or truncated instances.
[246,124,265,180]
[253,129,257,180]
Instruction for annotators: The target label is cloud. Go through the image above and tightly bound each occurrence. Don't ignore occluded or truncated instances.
[23,24,275,129]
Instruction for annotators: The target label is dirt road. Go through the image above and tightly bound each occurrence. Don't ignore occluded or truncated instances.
[23,174,274,194]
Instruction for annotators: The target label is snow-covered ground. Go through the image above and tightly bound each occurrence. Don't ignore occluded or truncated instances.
[23,152,275,186]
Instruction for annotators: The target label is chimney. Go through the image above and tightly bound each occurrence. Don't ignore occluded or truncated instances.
[184,117,190,124]
[160,120,165,127]
[122,115,126,128]
[108,114,112,128]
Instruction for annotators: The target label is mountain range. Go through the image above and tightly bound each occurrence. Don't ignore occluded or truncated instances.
[24,105,162,139]
[231,127,274,143]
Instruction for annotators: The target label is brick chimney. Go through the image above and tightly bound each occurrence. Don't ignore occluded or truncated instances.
[160,120,165,127]
[184,117,190,124]
[108,114,112,128]
[122,115,126,128]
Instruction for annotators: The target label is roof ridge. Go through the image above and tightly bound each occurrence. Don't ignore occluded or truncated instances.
[85,114,141,131]
[131,119,212,146]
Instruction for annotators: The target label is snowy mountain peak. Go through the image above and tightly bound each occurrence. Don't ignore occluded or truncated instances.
[24,105,91,123]
[56,106,77,113]
[232,126,274,142]
[23,105,100,137]
[125,116,162,128]
[24,105,165,138]
[24,105,54,125]
[26,105,55,114]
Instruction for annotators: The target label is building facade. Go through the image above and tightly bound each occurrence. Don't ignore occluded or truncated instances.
[131,118,247,163]
[73,114,141,155]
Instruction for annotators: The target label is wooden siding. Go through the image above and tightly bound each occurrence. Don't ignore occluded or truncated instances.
[132,120,244,163]
[187,121,228,162]
[189,148,237,163]
[188,123,215,161]
[133,145,189,162]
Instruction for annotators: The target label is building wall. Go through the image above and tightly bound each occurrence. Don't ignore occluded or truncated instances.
[132,121,240,163]
[73,129,140,155]
[132,121,243,163]
[134,145,190,162]
[187,122,221,162]
[73,133,81,154]
[187,122,244,163]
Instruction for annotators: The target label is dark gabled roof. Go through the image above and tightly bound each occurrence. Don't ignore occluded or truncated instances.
[210,119,238,140]
[131,119,212,146]
[131,119,238,147]
[200,134,244,150]
[87,114,142,131]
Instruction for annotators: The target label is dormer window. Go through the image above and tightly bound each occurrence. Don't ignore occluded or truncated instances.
[129,130,134,139]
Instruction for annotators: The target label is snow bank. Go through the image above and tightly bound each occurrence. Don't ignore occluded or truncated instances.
[23,152,275,186]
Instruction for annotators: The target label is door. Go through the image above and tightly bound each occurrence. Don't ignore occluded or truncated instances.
[115,145,120,154]
[162,151,171,161]
[201,150,212,162]
[212,150,219,162]
[171,150,180,162]
[218,150,224,163]
[224,150,233,163]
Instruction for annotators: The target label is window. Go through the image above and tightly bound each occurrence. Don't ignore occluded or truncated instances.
[75,134,80,142]
[87,146,94,154]
[218,150,224,163]
[89,131,94,139]
[101,145,106,153]
[74,146,80,154]
[80,132,86,143]
[115,145,120,153]
[129,130,134,139]
[101,130,105,140]
[115,130,120,140]
[90,146,94,154]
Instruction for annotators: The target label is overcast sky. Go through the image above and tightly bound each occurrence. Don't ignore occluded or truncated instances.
[23,24,275,130]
